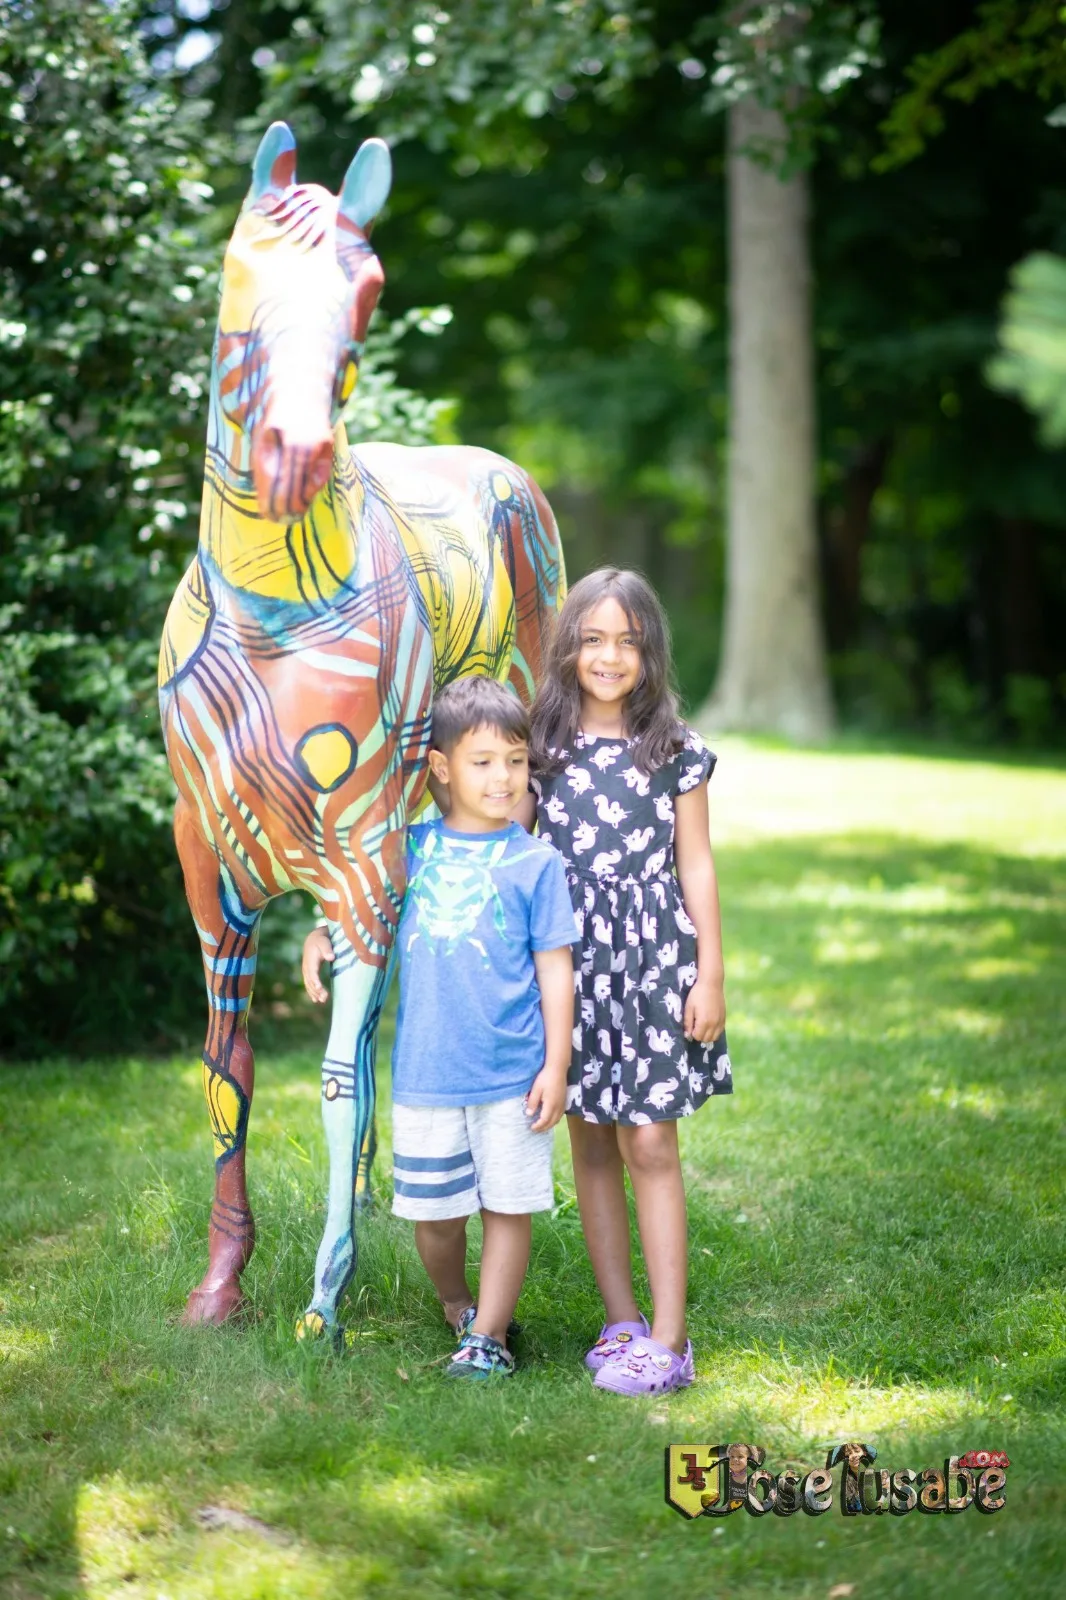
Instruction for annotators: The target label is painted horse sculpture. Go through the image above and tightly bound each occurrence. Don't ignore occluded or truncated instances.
[158,123,564,1335]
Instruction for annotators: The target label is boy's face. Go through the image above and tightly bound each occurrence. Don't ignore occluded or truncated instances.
[428,724,529,827]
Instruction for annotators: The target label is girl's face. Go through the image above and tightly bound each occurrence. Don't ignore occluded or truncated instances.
[575,596,643,710]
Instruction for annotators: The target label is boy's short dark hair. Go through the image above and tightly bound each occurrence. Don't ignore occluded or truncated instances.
[430,677,530,754]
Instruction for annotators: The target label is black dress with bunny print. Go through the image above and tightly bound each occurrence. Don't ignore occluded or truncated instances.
[531,728,732,1124]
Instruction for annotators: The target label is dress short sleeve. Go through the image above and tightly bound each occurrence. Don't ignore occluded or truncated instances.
[674,729,716,794]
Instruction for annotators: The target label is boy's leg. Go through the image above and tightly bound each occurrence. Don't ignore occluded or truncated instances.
[467,1096,555,1347]
[473,1212,531,1345]
[413,1217,474,1327]
[616,1120,688,1353]
[567,1116,642,1327]
[391,1103,479,1322]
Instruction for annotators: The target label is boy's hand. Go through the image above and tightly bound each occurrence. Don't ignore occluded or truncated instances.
[684,973,725,1044]
[302,927,335,1004]
[525,1064,567,1132]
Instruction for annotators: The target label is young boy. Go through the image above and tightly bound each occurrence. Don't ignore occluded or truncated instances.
[302,677,577,1379]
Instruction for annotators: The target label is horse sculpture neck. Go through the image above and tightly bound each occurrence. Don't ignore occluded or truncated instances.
[197,352,364,612]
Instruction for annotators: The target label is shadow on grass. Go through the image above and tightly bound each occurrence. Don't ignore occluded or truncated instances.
[0,835,1063,1597]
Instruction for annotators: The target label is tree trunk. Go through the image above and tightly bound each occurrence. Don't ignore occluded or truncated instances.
[705,97,835,740]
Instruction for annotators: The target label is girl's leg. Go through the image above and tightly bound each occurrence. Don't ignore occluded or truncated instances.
[567,1117,642,1326]
[414,1217,473,1327]
[616,1120,688,1353]
[473,1211,531,1346]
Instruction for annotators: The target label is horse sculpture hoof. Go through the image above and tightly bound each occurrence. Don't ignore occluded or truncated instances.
[295,1311,345,1350]
[182,1280,245,1326]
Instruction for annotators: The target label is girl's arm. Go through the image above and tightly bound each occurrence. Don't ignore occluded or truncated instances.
[673,780,726,1044]
[512,790,536,832]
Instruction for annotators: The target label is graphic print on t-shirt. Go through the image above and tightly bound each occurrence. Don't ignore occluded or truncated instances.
[405,829,527,962]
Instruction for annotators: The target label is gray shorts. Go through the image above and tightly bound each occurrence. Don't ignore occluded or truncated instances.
[391,1096,555,1221]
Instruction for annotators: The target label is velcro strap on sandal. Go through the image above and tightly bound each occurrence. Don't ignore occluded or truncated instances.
[453,1331,515,1372]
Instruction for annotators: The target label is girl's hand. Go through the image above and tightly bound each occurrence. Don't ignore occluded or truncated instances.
[301,927,335,1004]
[684,974,725,1044]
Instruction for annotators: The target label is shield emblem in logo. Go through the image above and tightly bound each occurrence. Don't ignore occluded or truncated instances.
[664,1444,726,1519]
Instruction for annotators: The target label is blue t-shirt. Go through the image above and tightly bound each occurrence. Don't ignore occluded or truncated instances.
[391,820,580,1107]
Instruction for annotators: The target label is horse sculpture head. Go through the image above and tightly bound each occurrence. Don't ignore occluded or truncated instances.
[217,121,392,523]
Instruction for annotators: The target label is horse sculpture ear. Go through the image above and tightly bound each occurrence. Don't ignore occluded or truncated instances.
[338,138,393,232]
[244,121,297,210]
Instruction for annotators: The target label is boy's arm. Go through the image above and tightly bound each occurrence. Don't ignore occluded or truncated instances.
[525,945,574,1131]
[673,780,726,1044]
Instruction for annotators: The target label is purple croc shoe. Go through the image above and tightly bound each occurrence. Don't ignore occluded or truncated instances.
[593,1336,695,1396]
[584,1314,651,1373]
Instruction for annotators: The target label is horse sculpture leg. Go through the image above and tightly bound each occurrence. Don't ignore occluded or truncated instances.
[176,802,265,1325]
[298,924,392,1337]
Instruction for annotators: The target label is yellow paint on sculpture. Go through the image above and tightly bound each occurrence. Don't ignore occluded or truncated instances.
[202,1062,243,1163]
[297,727,357,791]
[199,470,359,606]
[158,563,212,688]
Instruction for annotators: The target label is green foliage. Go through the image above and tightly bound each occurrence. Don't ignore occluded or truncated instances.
[345,305,458,443]
[877,0,1066,170]
[0,0,220,1045]
[696,1,882,169]
[989,250,1066,445]
[270,0,657,148]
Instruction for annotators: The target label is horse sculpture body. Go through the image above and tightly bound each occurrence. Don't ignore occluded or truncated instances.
[158,123,564,1333]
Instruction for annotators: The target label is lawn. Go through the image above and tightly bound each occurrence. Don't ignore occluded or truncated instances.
[1,740,1063,1598]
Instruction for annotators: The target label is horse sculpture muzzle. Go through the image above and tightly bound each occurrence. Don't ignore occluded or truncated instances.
[251,416,335,523]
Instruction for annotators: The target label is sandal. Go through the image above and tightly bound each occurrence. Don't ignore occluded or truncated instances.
[453,1305,522,1342]
[593,1336,694,1396]
[445,1330,516,1380]
[584,1314,650,1372]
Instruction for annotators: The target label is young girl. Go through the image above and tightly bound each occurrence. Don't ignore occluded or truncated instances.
[522,566,731,1395]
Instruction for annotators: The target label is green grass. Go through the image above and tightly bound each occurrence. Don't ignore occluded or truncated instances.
[2,740,1064,1597]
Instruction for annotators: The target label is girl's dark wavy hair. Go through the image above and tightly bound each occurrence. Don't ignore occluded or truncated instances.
[529,567,686,777]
